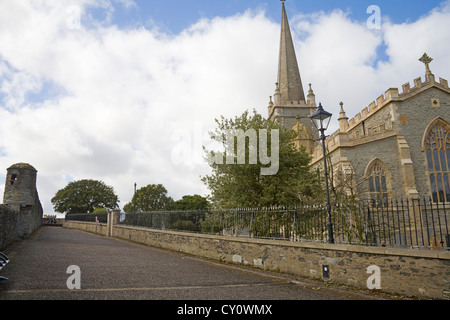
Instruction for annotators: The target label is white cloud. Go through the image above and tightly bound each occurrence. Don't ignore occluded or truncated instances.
[0,0,449,214]
[379,2,450,81]
[0,1,278,213]
[291,9,383,131]
[288,2,450,133]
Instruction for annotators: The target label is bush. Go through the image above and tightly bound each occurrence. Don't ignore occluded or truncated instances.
[169,220,197,232]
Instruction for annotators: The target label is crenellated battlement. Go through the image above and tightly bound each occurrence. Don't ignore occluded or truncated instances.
[310,72,450,164]
[345,74,449,132]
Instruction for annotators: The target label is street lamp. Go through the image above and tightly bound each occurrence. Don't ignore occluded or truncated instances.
[134,183,137,215]
[310,103,334,244]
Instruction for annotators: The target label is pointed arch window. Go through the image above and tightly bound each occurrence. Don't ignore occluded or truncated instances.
[425,120,450,203]
[366,160,390,203]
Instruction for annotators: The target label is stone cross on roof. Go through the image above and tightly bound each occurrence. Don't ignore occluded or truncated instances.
[419,53,433,75]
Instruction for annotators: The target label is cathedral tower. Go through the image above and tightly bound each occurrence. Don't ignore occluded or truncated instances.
[268,1,317,150]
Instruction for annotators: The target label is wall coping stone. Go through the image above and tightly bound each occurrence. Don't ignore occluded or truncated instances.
[113,224,450,260]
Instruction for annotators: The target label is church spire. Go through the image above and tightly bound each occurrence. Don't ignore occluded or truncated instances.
[277,0,306,104]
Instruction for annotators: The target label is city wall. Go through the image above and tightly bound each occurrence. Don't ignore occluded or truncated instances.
[0,204,43,251]
[63,220,450,300]
[0,205,18,250]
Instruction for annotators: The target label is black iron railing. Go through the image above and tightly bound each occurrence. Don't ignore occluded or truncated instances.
[65,212,108,224]
[66,197,450,249]
[332,197,449,248]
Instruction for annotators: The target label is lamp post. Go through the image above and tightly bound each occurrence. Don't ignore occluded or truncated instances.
[310,103,334,244]
[133,182,137,215]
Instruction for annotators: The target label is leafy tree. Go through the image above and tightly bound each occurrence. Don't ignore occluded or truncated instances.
[202,109,320,208]
[173,195,210,211]
[52,179,119,214]
[93,207,108,214]
[123,184,174,213]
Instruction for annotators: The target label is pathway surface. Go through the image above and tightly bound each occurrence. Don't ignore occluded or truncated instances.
[0,226,390,301]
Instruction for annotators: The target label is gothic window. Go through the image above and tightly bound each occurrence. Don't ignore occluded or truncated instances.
[366,160,390,203]
[425,120,450,203]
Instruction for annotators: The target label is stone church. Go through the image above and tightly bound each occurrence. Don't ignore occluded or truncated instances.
[268,2,450,202]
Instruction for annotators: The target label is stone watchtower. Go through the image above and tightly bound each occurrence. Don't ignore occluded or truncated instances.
[3,163,43,238]
[3,163,39,210]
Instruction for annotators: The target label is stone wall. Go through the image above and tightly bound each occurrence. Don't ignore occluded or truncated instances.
[0,205,18,250]
[62,220,108,236]
[396,87,450,196]
[64,220,450,300]
[344,135,403,198]
[309,74,450,200]
[16,202,43,240]
[0,204,42,250]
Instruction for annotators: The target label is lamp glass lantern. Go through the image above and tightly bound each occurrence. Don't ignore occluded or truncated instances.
[311,103,332,133]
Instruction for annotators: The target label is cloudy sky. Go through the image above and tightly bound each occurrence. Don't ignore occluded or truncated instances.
[0,0,449,215]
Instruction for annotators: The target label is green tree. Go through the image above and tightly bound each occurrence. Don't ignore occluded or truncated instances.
[202,109,320,208]
[93,207,108,214]
[51,179,119,214]
[123,184,174,213]
[173,195,210,211]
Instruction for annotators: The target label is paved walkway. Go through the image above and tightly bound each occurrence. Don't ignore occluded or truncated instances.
[0,226,389,301]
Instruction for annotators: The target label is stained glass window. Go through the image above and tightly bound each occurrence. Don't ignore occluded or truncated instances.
[367,161,389,203]
[425,121,450,203]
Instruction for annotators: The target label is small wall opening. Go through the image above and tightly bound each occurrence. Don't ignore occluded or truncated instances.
[10,174,17,185]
